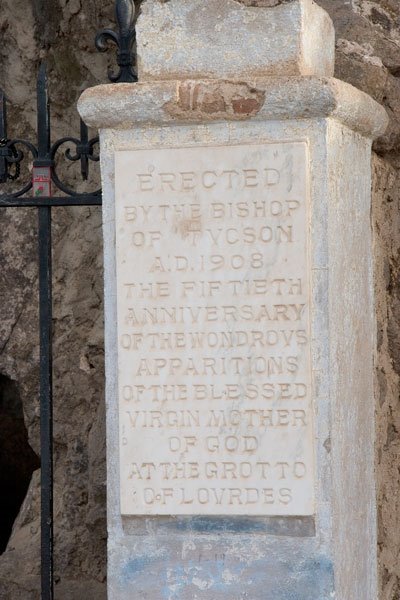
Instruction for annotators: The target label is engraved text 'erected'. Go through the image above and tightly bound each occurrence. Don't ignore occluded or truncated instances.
[115,142,314,516]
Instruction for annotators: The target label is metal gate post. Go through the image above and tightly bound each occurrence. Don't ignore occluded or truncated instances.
[38,204,53,600]
[0,3,136,597]
[36,63,54,600]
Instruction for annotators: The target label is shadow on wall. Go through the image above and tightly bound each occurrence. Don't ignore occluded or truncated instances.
[0,375,39,554]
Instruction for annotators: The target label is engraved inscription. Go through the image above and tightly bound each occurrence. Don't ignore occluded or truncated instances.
[115,142,313,516]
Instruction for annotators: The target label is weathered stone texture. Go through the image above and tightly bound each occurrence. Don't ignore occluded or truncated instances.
[372,155,400,600]
[0,0,400,598]
[317,5,400,598]
[0,0,111,598]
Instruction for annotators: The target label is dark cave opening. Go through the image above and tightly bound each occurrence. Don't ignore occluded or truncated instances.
[0,375,40,554]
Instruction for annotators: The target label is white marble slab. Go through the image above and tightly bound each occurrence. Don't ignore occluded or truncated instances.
[115,142,314,516]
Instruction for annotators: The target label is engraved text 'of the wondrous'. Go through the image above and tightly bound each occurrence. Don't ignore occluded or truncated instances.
[115,142,314,516]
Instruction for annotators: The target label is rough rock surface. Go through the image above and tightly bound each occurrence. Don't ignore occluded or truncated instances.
[0,0,399,598]
[0,0,112,597]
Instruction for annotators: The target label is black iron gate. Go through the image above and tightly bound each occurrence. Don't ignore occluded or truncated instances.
[0,1,137,597]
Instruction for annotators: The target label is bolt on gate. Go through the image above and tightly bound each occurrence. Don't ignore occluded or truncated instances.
[0,1,138,598]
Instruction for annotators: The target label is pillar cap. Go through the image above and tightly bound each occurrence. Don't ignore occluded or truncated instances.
[78,77,388,140]
[136,0,335,80]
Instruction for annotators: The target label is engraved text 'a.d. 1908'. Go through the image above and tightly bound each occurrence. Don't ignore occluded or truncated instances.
[115,142,314,516]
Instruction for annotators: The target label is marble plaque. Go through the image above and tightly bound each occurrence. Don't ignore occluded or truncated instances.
[115,142,314,516]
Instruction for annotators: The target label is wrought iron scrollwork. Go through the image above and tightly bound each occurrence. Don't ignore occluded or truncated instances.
[95,0,137,83]
[50,121,100,197]
[0,138,23,182]
[0,65,100,201]
[0,92,30,187]
[0,0,138,202]
[0,139,38,197]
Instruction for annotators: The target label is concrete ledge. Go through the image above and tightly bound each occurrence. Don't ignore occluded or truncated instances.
[79,77,388,140]
[121,516,316,537]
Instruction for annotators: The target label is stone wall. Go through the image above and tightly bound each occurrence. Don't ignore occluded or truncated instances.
[0,1,399,598]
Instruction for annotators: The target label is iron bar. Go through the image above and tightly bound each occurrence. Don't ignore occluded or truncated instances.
[0,90,8,183]
[0,195,102,207]
[79,119,89,181]
[36,65,51,164]
[35,63,54,600]
[0,89,6,139]
[39,204,53,600]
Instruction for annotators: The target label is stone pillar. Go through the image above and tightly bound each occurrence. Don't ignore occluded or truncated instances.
[79,1,388,598]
